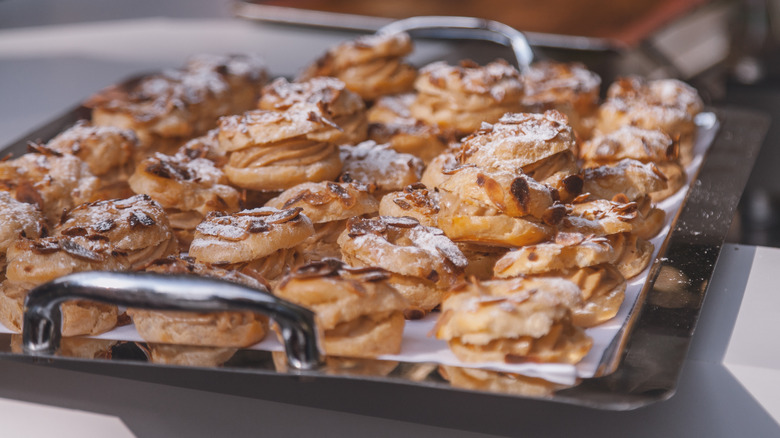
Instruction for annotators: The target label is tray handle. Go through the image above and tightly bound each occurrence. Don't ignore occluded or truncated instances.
[377,16,534,71]
[21,271,323,370]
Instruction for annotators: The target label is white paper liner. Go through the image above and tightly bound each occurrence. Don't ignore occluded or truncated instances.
[0,113,719,386]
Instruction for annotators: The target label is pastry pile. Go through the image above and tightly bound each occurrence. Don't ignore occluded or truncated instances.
[0,34,704,367]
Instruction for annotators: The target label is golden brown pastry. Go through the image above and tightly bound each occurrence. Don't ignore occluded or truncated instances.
[460,110,577,172]
[44,120,138,181]
[435,276,592,364]
[581,126,685,201]
[493,233,627,328]
[581,159,668,202]
[493,235,616,277]
[265,181,379,262]
[275,259,407,358]
[521,60,601,140]
[298,31,417,101]
[597,76,703,165]
[339,141,425,196]
[128,152,241,248]
[367,93,451,164]
[217,105,343,191]
[420,152,460,190]
[127,256,270,348]
[0,235,128,336]
[338,216,467,317]
[606,232,655,279]
[378,183,440,227]
[521,150,583,203]
[259,76,368,146]
[189,207,314,283]
[87,53,268,154]
[57,194,178,270]
[0,148,100,224]
[175,128,228,168]
[436,166,563,247]
[0,192,48,270]
[411,59,524,134]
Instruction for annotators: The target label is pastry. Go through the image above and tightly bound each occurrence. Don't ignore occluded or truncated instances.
[275,259,407,357]
[128,152,241,248]
[87,53,268,154]
[0,235,128,336]
[265,181,379,261]
[57,194,178,270]
[259,76,368,145]
[411,59,524,134]
[0,191,48,270]
[378,183,440,227]
[596,76,703,165]
[298,31,417,100]
[127,256,270,348]
[189,207,314,283]
[0,147,100,224]
[435,276,592,364]
[581,126,685,201]
[339,141,425,196]
[436,166,562,247]
[521,60,601,140]
[460,110,576,172]
[44,120,138,181]
[581,159,668,202]
[338,216,467,317]
[367,93,451,164]
[218,105,343,191]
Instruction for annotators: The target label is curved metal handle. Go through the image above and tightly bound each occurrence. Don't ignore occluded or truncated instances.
[22,271,323,370]
[377,16,534,71]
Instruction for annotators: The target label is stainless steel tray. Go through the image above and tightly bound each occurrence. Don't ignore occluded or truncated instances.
[0,17,768,415]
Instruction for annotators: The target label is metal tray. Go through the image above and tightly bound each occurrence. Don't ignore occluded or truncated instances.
[0,17,768,414]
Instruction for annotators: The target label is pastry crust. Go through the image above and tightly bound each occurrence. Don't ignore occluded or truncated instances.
[276,259,407,357]
[265,181,378,224]
[87,54,268,152]
[339,141,425,196]
[189,207,314,265]
[45,120,138,179]
[0,148,100,224]
[461,110,576,171]
[127,257,270,348]
[338,216,467,313]
[0,235,127,336]
[435,277,591,364]
[128,152,241,248]
[493,235,615,277]
[367,93,451,164]
[597,76,703,165]
[411,60,524,134]
[581,159,668,202]
[259,77,368,146]
[57,195,178,270]
[298,32,417,100]
[379,183,440,227]
[522,60,601,140]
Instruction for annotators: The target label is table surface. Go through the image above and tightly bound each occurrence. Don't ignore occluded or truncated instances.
[0,1,778,437]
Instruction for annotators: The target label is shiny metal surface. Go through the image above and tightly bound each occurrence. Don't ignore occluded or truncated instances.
[21,272,323,370]
[233,1,616,52]
[0,106,765,410]
[376,16,534,71]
